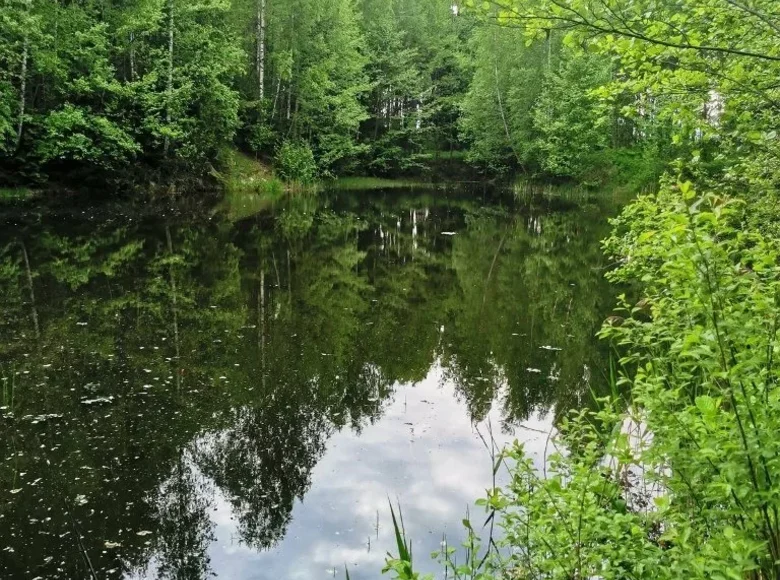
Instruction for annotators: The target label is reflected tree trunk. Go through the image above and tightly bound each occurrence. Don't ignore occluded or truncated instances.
[258,268,266,390]
[287,248,292,305]
[20,241,39,339]
[271,252,281,289]
[481,228,509,312]
[165,226,181,392]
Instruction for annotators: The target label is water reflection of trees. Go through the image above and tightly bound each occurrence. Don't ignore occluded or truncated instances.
[0,190,616,578]
[154,452,216,580]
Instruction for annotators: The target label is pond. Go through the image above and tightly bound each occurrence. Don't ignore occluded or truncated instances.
[0,184,620,579]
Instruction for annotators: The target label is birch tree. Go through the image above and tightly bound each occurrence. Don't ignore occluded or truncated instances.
[257,0,266,101]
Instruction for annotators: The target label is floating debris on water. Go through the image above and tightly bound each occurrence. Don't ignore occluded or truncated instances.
[81,396,115,405]
[27,414,64,424]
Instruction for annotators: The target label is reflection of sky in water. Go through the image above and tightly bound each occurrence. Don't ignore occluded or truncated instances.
[141,363,553,580]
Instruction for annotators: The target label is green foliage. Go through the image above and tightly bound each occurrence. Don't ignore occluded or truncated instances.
[356,0,472,172]
[0,0,244,185]
[326,176,428,190]
[578,147,665,191]
[0,81,16,153]
[247,0,371,174]
[274,141,317,183]
[365,128,428,176]
[531,51,612,178]
[459,25,534,174]
[1,0,775,196]
[35,105,140,168]
[459,26,621,179]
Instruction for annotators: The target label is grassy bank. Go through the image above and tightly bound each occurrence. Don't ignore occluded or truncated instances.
[216,148,284,197]
[325,176,434,191]
[215,149,285,221]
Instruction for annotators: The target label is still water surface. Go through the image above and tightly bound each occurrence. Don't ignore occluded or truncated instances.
[1,185,619,579]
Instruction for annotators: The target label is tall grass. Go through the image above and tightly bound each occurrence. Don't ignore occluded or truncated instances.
[216,148,285,196]
[384,500,430,580]
[326,177,433,191]
[512,179,592,203]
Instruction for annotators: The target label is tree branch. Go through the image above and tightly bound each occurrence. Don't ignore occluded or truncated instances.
[486,1,780,62]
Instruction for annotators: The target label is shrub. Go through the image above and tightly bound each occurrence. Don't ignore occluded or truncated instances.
[274,141,317,183]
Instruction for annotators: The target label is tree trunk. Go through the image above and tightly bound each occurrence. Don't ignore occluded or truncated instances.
[546,29,552,70]
[494,63,512,147]
[256,0,266,101]
[164,0,174,155]
[373,91,382,138]
[271,76,281,119]
[292,97,299,137]
[130,32,136,81]
[16,1,31,150]
[49,0,59,104]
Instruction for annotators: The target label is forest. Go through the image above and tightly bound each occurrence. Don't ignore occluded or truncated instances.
[2,0,780,579]
[1,0,660,191]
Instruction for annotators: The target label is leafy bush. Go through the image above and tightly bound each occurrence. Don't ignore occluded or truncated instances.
[274,141,317,183]
[35,105,140,169]
[577,147,666,190]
